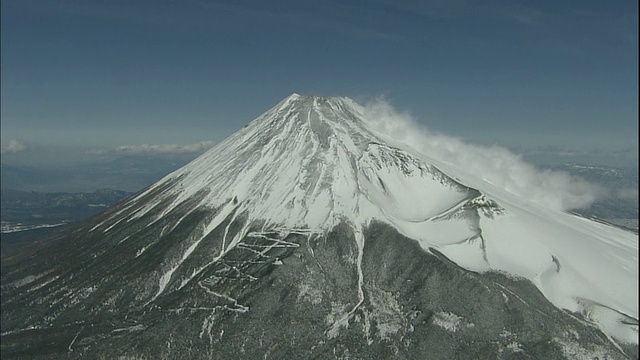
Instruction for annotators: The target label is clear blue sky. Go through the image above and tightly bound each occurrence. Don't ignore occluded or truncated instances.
[1,0,638,162]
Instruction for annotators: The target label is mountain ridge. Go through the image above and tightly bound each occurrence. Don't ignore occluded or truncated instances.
[1,94,637,359]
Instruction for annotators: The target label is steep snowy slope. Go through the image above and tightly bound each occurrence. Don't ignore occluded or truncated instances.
[113,94,475,228]
[2,94,637,359]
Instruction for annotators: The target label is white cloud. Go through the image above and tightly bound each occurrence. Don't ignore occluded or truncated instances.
[113,141,215,155]
[1,139,28,155]
[363,99,602,211]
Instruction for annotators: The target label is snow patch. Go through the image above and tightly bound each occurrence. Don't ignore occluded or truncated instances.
[432,311,464,332]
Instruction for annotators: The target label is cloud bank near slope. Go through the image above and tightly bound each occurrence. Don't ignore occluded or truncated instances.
[363,99,602,212]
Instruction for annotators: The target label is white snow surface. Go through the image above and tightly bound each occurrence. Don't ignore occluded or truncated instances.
[124,94,637,344]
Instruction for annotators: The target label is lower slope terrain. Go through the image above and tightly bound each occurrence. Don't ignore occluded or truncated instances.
[1,212,635,359]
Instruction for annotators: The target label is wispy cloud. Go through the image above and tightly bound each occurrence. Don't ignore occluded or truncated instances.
[10,0,180,26]
[363,98,602,212]
[88,141,215,156]
[378,0,553,26]
[481,3,553,27]
[1,139,28,155]
[113,141,215,155]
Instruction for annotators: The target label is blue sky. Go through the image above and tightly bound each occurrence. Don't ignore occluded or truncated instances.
[1,0,638,166]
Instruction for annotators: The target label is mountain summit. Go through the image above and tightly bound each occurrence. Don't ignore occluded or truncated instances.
[2,94,638,359]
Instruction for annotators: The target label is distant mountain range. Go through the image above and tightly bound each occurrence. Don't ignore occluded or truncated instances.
[0,153,195,193]
[1,188,132,233]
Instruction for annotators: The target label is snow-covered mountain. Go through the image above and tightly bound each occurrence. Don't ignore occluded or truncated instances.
[1,94,637,359]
